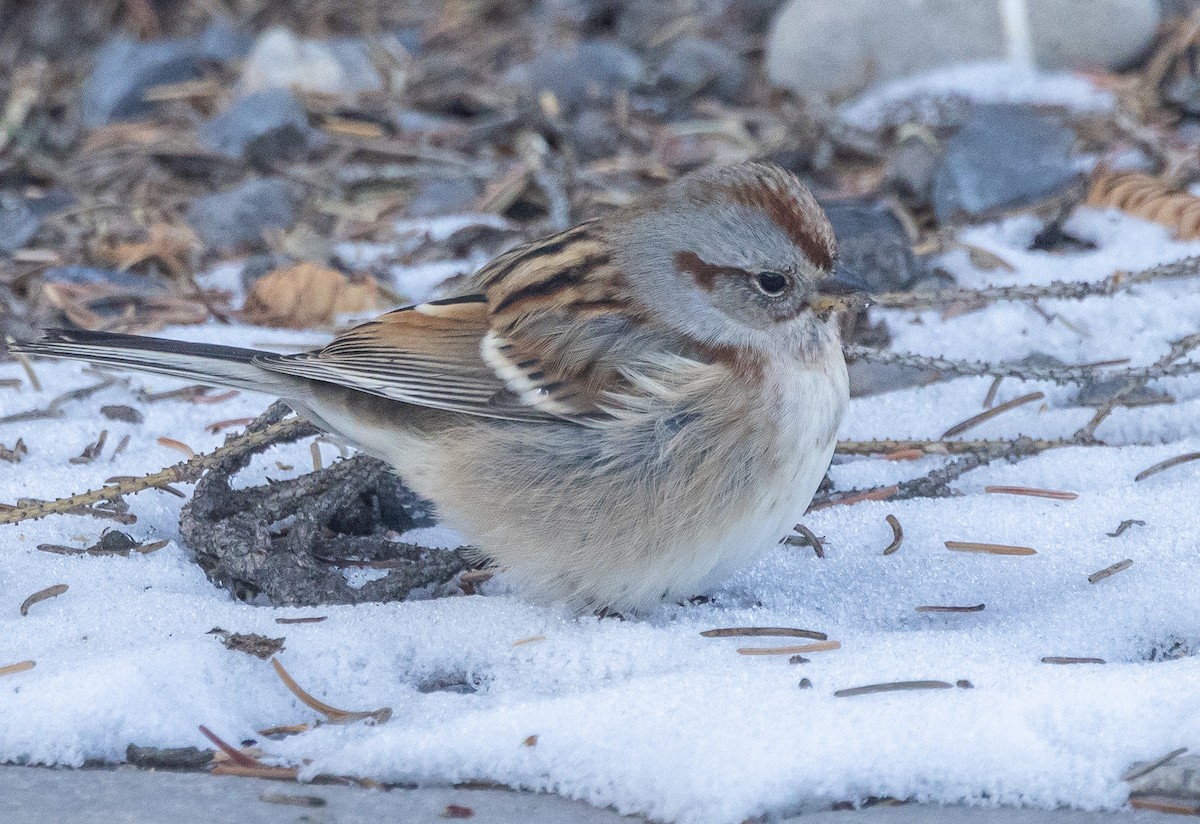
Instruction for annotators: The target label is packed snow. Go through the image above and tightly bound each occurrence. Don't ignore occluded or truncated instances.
[4,103,1200,824]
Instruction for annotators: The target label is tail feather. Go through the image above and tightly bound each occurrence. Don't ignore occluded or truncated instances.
[8,329,282,393]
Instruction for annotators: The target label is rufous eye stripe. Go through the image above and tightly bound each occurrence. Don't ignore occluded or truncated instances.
[672,251,750,292]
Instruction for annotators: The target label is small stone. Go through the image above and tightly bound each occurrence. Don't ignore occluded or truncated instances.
[100,405,144,424]
[82,37,201,127]
[657,37,745,101]
[187,179,300,250]
[956,679,974,689]
[199,89,316,164]
[0,196,40,254]
[932,104,1079,224]
[885,129,942,210]
[572,108,622,161]
[506,40,644,109]
[765,0,1159,99]
[798,677,813,689]
[43,265,153,290]
[238,27,385,97]
[788,655,810,664]
[847,360,939,398]
[823,200,920,294]
[409,178,479,217]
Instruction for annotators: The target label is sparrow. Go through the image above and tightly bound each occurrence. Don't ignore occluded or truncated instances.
[12,161,865,613]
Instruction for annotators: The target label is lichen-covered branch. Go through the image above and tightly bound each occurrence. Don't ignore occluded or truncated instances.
[844,345,1200,385]
[869,255,1200,311]
[0,403,316,527]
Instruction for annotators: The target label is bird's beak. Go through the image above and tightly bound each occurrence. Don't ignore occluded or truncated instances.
[810,262,872,313]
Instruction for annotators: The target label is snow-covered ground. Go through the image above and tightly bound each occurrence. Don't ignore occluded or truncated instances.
[5,72,1200,820]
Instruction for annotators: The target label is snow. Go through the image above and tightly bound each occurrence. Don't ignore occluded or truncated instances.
[5,175,1200,824]
[840,61,1115,130]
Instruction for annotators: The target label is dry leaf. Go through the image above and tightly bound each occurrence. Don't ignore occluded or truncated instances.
[243,263,379,328]
[95,223,201,279]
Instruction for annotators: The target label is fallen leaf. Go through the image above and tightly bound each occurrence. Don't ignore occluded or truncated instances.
[243,263,379,328]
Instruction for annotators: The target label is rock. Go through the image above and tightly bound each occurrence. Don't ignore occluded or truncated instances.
[198,89,315,164]
[765,0,1160,99]
[932,104,1078,224]
[43,265,154,290]
[238,27,385,97]
[81,24,249,128]
[572,108,622,161]
[506,40,643,109]
[657,37,745,101]
[847,359,939,397]
[408,177,479,217]
[187,179,300,250]
[885,127,942,210]
[0,196,40,254]
[822,200,920,293]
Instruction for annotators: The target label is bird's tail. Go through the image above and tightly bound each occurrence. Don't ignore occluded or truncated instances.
[8,328,282,393]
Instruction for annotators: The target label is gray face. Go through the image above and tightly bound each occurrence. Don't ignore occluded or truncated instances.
[611,163,838,352]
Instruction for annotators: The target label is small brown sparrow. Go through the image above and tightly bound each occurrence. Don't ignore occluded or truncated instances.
[14,162,865,613]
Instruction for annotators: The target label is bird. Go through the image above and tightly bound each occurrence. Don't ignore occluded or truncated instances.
[11,161,866,613]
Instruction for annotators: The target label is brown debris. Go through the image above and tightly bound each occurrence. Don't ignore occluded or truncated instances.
[1135,451,1200,482]
[270,657,392,725]
[208,627,286,660]
[882,514,903,555]
[1107,519,1147,538]
[945,541,1037,557]
[915,604,985,613]
[0,660,35,677]
[701,627,827,640]
[1041,657,1106,665]
[19,583,68,616]
[1087,559,1134,584]
[243,263,380,328]
[736,640,841,656]
[834,680,954,698]
[941,391,1044,439]
[984,486,1078,500]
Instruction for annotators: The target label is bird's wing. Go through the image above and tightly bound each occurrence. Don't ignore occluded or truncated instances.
[255,225,658,422]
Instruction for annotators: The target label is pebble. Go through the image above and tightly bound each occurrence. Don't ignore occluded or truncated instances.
[199,88,316,164]
[238,27,385,97]
[657,37,745,101]
[765,0,1160,99]
[823,200,920,293]
[506,40,644,109]
[81,22,250,128]
[932,104,1078,224]
[0,196,40,255]
[187,179,300,250]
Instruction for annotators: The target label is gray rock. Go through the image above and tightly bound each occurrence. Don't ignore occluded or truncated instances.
[506,40,644,109]
[657,37,746,101]
[409,178,479,217]
[823,200,920,293]
[0,196,40,254]
[885,129,942,210]
[187,179,300,250]
[765,0,1159,99]
[198,89,315,164]
[847,359,939,397]
[932,104,1078,224]
[81,24,250,128]
[82,38,200,127]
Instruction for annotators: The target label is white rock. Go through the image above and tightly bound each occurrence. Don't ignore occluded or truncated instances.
[237,26,384,97]
[765,0,1160,99]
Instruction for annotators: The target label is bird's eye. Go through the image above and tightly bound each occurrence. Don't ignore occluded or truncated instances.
[754,272,789,297]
